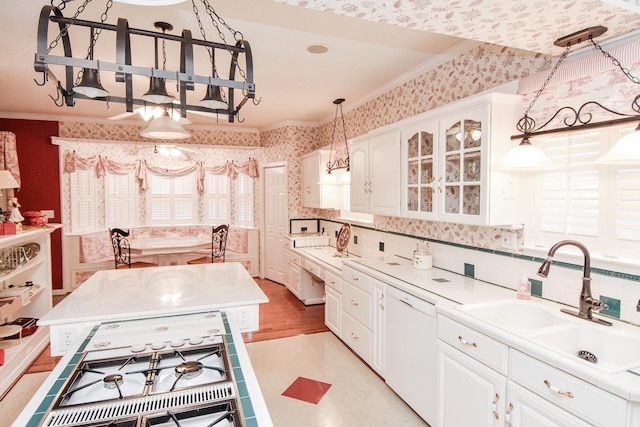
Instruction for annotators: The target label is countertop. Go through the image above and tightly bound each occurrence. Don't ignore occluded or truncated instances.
[39,262,269,325]
[291,247,640,404]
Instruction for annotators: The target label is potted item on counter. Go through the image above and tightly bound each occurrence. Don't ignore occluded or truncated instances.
[22,211,48,227]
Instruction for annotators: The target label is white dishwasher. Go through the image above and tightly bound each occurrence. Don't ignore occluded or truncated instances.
[384,285,436,425]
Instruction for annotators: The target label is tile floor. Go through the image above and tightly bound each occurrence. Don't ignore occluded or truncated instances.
[2,331,429,426]
[246,332,429,427]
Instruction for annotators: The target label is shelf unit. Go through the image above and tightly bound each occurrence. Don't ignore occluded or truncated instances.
[0,225,60,399]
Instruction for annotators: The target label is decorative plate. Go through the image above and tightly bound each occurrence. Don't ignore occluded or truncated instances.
[336,223,351,254]
[22,243,41,260]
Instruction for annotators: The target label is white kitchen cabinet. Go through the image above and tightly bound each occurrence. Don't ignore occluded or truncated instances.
[371,278,385,376]
[506,381,591,427]
[341,264,373,364]
[0,226,59,398]
[400,93,523,225]
[510,349,627,427]
[385,286,436,425]
[350,130,401,216]
[283,248,300,299]
[437,340,507,427]
[322,268,342,338]
[301,149,343,209]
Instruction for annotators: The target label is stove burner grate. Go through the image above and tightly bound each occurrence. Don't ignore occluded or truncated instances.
[103,374,124,390]
[175,361,204,380]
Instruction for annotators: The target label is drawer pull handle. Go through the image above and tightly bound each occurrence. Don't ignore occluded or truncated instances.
[544,380,574,398]
[351,276,359,281]
[351,299,359,306]
[351,333,359,340]
[505,402,513,427]
[458,335,477,347]
[492,393,500,420]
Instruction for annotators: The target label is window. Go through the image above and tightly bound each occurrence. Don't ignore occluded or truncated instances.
[105,172,137,228]
[146,172,197,225]
[530,123,640,260]
[204,173,230,224]
[70,169,97,233]
[236,172,253,227]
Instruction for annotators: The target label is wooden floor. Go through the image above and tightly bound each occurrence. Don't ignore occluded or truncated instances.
[25,278,327,373]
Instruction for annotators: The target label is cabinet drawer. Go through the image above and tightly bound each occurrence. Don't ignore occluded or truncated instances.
[342,281,372,328]
[342,265,372,293]
[342,312,372,364]
[510,350,626,427]
[322,269,342,293]
[437,314,508,375]
[289,252,301,267]
[301,258,320,277]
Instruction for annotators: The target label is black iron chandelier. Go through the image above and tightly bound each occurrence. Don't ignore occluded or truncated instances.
[34,0,258,124]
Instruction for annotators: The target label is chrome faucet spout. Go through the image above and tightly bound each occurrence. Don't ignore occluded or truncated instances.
[537,240,611,326]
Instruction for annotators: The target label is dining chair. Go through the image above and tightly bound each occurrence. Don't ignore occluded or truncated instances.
[109,228,158,269]
[187,224,229,265]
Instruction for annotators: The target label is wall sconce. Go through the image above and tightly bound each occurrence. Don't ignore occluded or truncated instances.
[325,98,350,183]
[499,26,640,170]
[34,0,258,123]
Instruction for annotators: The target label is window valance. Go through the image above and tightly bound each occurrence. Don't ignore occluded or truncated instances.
[63,150,258,192]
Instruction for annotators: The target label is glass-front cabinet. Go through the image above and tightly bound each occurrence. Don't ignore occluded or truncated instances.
[400,93,523,226]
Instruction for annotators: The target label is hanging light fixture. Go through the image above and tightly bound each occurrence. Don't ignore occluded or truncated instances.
[35,0,258,123]
[140,109,190,139]
[325,98,350,183]
[497,26,640,169]
[73,27,109,98]
[200,50,228,110]
[141,22,174,105]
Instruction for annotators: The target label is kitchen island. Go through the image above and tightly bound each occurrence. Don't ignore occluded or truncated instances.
[40,262,269,355]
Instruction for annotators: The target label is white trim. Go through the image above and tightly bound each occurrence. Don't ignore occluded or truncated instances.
[51,136,264,151]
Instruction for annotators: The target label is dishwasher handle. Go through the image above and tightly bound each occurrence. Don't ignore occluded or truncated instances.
[387,286,435,316]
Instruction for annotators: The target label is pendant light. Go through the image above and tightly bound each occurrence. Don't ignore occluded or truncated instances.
[200,50,228,110]
[141,22,174,105]
[73,28,109,98]
[597,101,640,164]
[140,109,190,139]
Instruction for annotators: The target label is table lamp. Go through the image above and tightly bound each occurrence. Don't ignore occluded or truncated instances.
[0,170,19,214]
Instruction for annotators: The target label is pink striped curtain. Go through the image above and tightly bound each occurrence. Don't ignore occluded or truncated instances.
[0,132,21,188]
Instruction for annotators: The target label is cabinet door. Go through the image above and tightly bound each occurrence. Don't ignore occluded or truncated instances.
[507,381,591,427]
[369,131,401,216]
[301,153,321,208]
[437,341,506,427]
[324,285,341,338]
[438,107,489,224]
[401,120,439,219]
[371,279,385,376]
[349,140,369,213]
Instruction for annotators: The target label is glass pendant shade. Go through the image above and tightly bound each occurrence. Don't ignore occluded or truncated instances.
[73,68,109,98]
[200,84,228,110]
[494,137,556,171]
[140,110,190,139]
[141,77,173,104]
[597,122,640,164]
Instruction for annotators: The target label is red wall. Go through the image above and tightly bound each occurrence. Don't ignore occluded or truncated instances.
[0,119,62,290]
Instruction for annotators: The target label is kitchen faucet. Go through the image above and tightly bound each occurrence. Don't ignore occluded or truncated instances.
[537,240,612,326]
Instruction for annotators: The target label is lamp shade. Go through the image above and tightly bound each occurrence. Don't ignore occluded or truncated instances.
[73,68,109,98]
[200,84,228,110]
[597,123,640,164]
[141,77,174,104]
[0,170,19,189]
[140,111,191,139]
[493,137,556,171]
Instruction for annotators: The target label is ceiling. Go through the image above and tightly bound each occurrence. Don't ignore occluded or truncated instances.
[1,0,639,131]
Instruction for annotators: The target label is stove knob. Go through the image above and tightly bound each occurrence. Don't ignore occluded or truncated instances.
[170,338,185,347]
[131,343,146,353]
[189,336,203,345]
[151,341,166,350]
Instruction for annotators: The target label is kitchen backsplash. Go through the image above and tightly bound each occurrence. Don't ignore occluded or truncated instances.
[316,219,640,327]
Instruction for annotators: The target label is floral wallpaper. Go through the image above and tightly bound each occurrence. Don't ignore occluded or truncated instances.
[276,0,640,56]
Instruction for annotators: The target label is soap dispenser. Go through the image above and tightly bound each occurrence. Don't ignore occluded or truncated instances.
[517,275,531,300]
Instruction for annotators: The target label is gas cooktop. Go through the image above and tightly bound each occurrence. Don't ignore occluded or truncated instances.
[35,311,249,427]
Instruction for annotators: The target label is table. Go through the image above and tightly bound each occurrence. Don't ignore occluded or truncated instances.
[39,262,269,355]
[129,236,211,265]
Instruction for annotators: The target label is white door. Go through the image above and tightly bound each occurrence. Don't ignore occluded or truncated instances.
[264,165,287,284]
